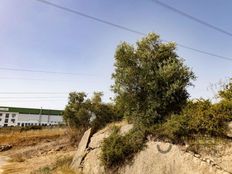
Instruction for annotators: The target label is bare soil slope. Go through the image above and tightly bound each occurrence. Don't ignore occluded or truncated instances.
[0,128,77,174]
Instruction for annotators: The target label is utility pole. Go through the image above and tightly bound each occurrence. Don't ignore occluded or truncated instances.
[48,110,50,126]
[39,107,42,125]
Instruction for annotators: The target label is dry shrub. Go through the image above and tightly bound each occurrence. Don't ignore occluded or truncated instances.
[31,155,76,174]
[0,128,66,146]
[11,153,25,162]
[66,127,86,147]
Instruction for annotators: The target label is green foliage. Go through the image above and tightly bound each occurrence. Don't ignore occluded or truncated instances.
[186,136,230,155]
[217,80,232,120]
[63,92,91,128]
[32,156,75,174]
[101,33,195,168]
[112,33,195,126]
[151,99,230,143]
[214,101,232,121]
[33,166,52,174]
[183,99,228,136]
[101,127,145,168]
[152,114,188,142]
[64,91,122,131]
[218,80,232,101]
[91,103,122,132]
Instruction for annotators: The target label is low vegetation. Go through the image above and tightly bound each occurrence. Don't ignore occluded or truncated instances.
[101,126,145,168]
[0,127,66,147]
[152,99,231,143]
[32,156,76,174]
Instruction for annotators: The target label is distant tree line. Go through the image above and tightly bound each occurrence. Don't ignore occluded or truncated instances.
[63,91,122,133]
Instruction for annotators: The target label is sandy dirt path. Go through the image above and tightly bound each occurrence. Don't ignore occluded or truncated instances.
[0,156,7,174]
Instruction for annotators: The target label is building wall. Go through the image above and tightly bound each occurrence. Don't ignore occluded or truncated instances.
[17,114,63,126]
[0,112,18,127]
[0,111,63,127]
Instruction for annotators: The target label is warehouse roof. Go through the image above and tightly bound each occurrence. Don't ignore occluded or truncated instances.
[0,106,63,115]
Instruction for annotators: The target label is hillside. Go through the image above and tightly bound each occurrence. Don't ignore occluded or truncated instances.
[72,121,232,174]
[0,127,77,174]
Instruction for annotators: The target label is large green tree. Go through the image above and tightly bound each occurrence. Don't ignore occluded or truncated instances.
[112,33,195,126]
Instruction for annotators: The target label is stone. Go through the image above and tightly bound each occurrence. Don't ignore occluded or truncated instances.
[55,146,62,151]
[119,124,133,135]
[88,124,133,149]
[0,145,12,152]
[71,128,92,171]
[82,148,105,174]
[206,158,211,164]
[194,154,201,158]
[72,122,232,174]
[227,121,232,138]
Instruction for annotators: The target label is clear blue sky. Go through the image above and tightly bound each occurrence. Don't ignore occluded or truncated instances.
[0,0,232,109]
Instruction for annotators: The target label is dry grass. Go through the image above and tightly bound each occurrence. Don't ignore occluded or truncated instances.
[0,127,83,174]
[66,128,86,147]
[0,127,84,174]
[0,128,66,147]
[2,151,77,174]
[26,153,77,174]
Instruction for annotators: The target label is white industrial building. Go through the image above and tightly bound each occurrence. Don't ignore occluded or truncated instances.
[0,106,63,127]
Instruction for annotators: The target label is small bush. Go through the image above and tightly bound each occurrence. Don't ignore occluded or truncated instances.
[66,127,86,147]
[149,99,230,144]
[11,153,25,162]
[53,156,73,168]
[186,136,230,155]
[32,156,75,174]
[20,126,42,132]
[101,127,145,168]
[33,166,52,174]
[184,100,228,136]
[151,114,188,143]
[214,100,232,121]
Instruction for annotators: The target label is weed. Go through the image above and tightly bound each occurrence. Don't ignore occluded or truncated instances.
[101,126,145,168]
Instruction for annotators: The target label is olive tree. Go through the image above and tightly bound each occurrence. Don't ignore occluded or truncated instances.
[112,33,195,126]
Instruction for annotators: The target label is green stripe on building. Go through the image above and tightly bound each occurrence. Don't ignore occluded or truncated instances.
[0,106,63,115]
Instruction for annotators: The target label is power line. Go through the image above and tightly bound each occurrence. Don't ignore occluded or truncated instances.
[0,77,73,82]
[0,67,94,76]
[0,99,66,102]
[0,96,67,99]
[35,0,232,62]
[176,43,232,61]
[0,92,68,94]
[36,0,144,35]
[151,0,232,37]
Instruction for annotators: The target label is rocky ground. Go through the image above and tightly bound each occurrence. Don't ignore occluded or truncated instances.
[0,127,77,174]
[1,122,232,174]
[72,121,232,174]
